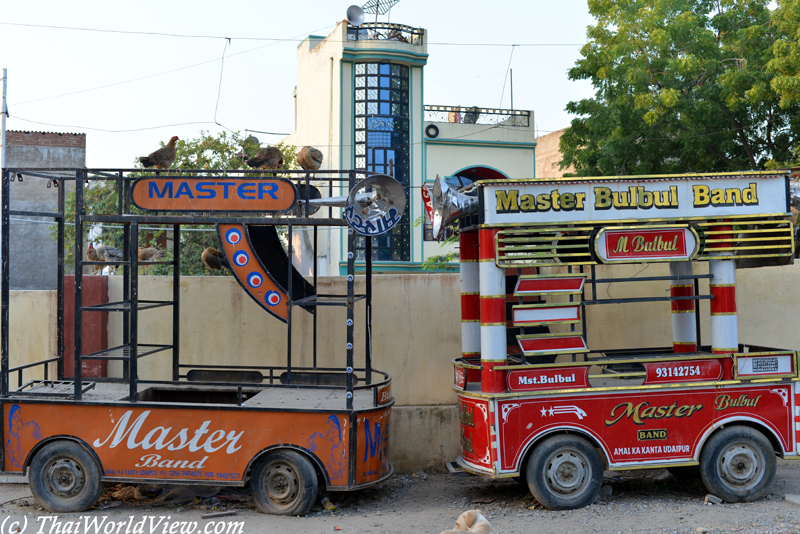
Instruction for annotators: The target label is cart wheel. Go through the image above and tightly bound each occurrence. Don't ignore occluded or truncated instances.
[699,426,776,502]
[29,440,103,513]
[526,434,602,510]
[251,450,318,515]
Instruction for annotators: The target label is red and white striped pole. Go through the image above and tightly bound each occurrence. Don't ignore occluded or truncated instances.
[479,228,507,393]
[669,261,697,353]
[460,231,481,362]
[709,224,738,354]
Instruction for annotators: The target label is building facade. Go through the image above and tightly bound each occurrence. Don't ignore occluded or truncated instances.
[5,131,85,289]
[284,21,537,275]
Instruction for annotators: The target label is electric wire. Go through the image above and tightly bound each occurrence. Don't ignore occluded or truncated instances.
[9,24,337,107]
[499,45,517,109]
[0,21,584,47]
[214,39,231,125]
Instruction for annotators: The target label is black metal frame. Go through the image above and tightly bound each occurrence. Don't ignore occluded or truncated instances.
[1,168,386,412]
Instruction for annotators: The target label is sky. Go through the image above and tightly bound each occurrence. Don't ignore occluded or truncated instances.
[0,0,596,169]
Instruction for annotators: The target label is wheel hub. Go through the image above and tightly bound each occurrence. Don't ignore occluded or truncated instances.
[266,463,299,505]
[47,458,85,497]
[719,443,761,488]
[546,450,588,495]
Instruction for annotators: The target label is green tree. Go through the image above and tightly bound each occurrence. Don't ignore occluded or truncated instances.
[58,131,298,275]
[560,0,800,176]
[769,0,800,164]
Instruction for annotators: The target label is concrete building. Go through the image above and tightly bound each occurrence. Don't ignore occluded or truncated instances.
[5,131,85,289]
[534,128,574,178]
[284,20,536,275]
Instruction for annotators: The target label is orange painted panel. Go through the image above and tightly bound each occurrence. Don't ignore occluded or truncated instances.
[218,224,289,322]
[131,178,296,212]
[4,402,389,487]
[355,409,391,485]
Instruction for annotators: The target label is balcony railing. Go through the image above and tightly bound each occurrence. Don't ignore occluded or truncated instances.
[347,23,424,45]
[424,105,530,127]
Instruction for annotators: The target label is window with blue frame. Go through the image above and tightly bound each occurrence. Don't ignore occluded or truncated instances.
[353,62,410,261]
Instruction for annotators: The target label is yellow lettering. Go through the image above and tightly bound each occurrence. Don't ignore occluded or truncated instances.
[496,190,519,213]
[693,185,710,207]
[607,401,702,426]
[743,183,758,204]
[613,190,631,207]
[637,187,653,208]
[595,187,612,209]
[536,193,551,211]
[520,194,536,212]
[606,402,636,425]
[726,188,742,205]
[613,236,629,253]
[550,190,561,210]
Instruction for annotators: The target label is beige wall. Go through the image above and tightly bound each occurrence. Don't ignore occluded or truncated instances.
[106,274,462,406]
[7,264,800,471]
[534,128,574,178]
[1,291,58,389]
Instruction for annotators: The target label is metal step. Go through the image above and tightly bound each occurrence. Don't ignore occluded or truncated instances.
[445,461,470,477]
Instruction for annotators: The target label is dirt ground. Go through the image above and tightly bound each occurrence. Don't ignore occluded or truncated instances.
[3,461,800,533]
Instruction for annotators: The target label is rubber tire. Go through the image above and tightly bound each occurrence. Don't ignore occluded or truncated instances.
[29,440,103,513]
[526,434,603,510]
[251,450,318,515]
[699,426,776,503]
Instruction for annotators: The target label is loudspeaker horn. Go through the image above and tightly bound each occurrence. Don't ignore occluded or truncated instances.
[347,5,366,26]
[301,174,406,236]
[431,174,478,241]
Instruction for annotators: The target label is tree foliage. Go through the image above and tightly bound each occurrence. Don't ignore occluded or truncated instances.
[58,131,298,276]
[560,0,800,176]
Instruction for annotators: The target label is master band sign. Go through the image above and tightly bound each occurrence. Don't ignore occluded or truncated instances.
[132,177,296,213]
[595,226,699,262]
[483,174,788,225]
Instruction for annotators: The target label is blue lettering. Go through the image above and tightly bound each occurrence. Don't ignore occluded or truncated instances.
[364,420,381,462]
[258,182,279,200]
[218,182,236,199]
[195,182,216,199]
[238,183,256,199]
[149,181,173,199]
[175,182,194,198]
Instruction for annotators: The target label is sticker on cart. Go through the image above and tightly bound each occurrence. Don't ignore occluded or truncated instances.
[643,359,723,384]
[735,353,794,378]
[246,273,263,288]
[232,250,249,267]
[225,228,242,245]
[508,367,589,392]
[265,291,281,307]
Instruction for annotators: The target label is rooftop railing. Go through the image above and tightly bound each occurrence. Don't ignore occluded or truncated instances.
[424,105,530,127]
[346,23,424,45]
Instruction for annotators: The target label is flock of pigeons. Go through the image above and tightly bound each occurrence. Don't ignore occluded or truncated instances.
[87,139,324,275]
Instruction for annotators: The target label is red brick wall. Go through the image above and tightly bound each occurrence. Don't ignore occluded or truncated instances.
[63,275,109,378]
[7,131,86,149]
